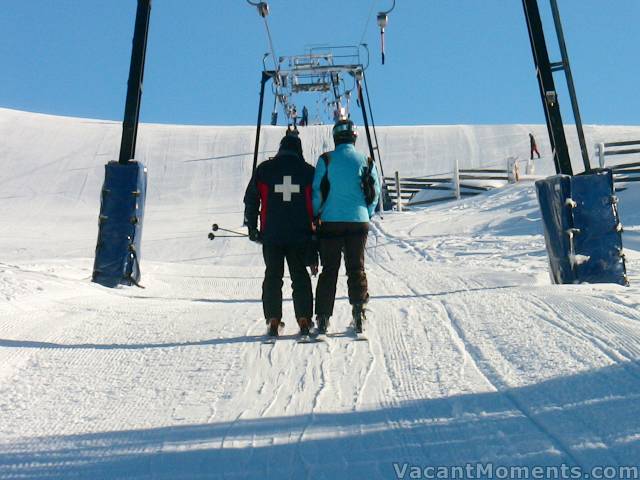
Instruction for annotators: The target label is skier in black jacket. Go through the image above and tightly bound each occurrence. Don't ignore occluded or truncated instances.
[244,129,317,338]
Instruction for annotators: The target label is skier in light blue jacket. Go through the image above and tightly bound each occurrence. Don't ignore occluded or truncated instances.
[312,118,381,335]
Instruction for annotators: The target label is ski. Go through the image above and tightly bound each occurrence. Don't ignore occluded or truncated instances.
[346,326,368,341]
[297,330,325,344]
[314,332,327,342]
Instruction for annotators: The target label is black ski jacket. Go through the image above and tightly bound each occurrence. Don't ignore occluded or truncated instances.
[244,146,315,246]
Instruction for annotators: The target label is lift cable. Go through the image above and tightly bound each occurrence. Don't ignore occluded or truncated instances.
[358,0,379,46]
[253,3,280,83]
[362,68,385,178]
[263,19,279,79]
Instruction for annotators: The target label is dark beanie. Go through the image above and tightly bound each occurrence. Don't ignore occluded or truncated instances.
[279,134,303,157]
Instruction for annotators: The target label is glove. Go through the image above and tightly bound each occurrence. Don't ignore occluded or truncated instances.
[248,227,262,243]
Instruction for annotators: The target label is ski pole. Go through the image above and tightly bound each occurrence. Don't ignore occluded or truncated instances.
[208,232,248,240]
[211,223,248,236]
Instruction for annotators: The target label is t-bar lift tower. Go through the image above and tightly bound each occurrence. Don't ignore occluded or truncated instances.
[522,0,591,175]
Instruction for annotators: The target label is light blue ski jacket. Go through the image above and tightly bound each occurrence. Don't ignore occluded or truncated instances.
[312,143,381,222]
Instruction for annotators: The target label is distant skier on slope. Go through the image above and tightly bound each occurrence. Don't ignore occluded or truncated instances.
[243,129,318,339]
[312,118,381,336]
[300,106,309,127]
[530,132,541,159]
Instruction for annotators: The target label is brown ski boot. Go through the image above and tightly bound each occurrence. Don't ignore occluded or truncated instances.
[267,318,284,338]
[297,317,313,337]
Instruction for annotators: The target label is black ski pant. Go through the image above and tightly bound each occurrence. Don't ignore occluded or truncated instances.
[262,243,313,320]
[315,222,369,316]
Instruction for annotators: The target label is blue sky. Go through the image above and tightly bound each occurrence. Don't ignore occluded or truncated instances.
[1,1,638,126]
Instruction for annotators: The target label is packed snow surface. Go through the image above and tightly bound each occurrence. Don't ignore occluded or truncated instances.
[1,108,640,478]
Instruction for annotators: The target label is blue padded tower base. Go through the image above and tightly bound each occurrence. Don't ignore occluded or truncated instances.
[92,161,147,288]
[535,169,627,286]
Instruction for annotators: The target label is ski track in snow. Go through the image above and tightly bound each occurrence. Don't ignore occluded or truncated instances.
[368,221,581,466]
[1,110,640,478]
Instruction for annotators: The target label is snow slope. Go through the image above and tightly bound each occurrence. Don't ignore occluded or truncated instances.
[1,108,640,478]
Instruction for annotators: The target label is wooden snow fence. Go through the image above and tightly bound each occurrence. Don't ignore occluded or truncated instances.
[596,140,640,191]
[384,163,511,210]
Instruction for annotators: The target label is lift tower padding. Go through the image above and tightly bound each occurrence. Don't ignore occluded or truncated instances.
[535,170,627,286]
[92,162,147,287]
[93,0,151,288]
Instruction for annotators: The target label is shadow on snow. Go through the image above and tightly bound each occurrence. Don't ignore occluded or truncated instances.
[1,362,639,479]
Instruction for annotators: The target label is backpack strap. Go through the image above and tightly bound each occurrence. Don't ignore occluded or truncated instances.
[362,156,377,206]
[319,152,331,207]
[366,156,373,171]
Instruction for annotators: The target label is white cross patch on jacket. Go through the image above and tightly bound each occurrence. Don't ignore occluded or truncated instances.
[274,176,300,202]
